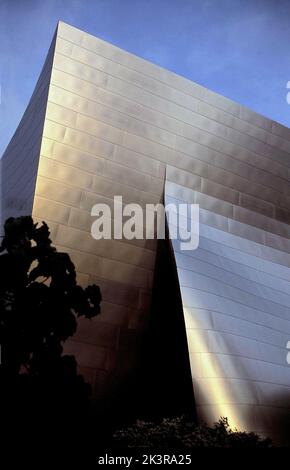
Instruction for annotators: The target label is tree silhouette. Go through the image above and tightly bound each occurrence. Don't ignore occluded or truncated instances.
[0,216,101,434]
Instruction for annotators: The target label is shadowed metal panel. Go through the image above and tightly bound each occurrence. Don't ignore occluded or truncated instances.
[0,32,57,231]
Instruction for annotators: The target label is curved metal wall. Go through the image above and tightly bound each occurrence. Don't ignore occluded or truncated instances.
[166,177,290,443]
[2,21,290,440]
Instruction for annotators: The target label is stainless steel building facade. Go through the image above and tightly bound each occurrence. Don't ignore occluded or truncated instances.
[2,21,290,443]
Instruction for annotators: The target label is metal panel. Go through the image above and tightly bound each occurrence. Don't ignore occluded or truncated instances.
[2,20,290,443]
[166,180,290,440]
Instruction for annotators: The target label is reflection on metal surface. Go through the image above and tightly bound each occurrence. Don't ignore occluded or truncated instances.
[2,21,290,442]
[167,180,290,441]
[183,307,239,430]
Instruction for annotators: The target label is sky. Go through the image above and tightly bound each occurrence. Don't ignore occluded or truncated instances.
[1,0,290,155]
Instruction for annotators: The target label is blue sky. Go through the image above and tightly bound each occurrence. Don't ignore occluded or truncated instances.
[1,0,290,155]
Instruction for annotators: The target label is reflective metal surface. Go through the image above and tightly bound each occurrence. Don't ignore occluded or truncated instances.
[2,21,290,442]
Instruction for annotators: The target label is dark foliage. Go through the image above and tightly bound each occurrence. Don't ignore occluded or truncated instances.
[0,216,101,433]
[113,416,272,449]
